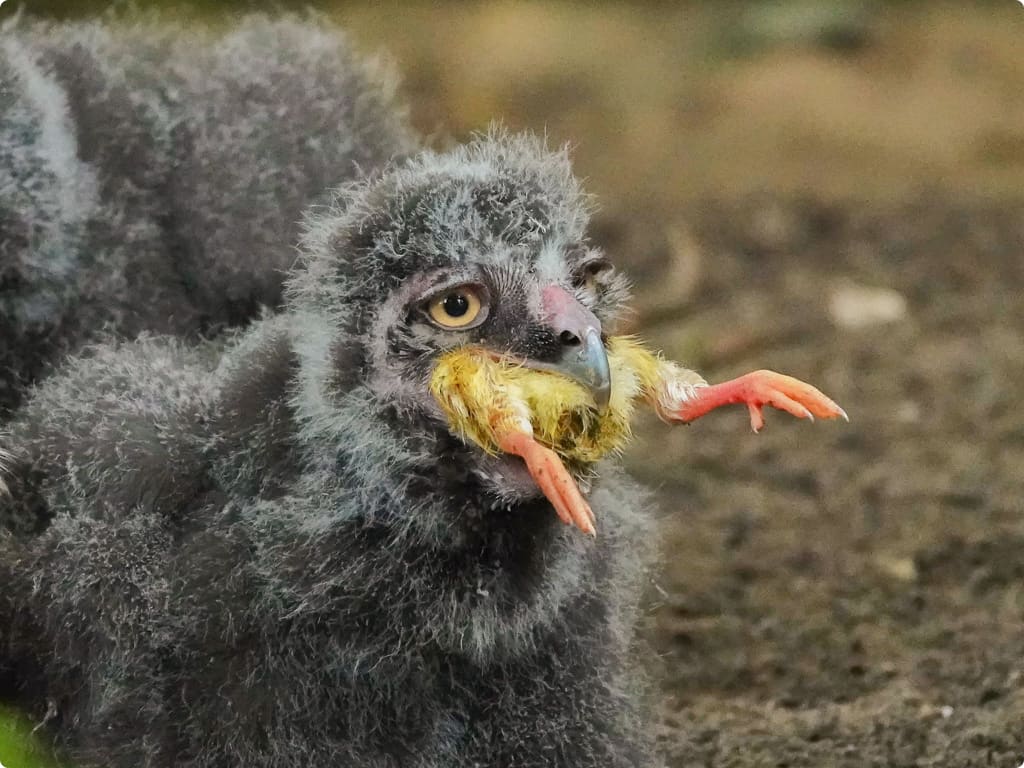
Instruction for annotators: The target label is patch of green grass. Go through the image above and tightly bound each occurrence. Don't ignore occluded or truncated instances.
[0,705,63,768]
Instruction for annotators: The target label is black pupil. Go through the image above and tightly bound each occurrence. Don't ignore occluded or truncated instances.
[443,293,470,318]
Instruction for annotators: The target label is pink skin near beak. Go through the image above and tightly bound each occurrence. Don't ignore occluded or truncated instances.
[540,285,597,330]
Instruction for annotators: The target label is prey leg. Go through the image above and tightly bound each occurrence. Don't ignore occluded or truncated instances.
[661,369,847,433]
[497,431,596,536]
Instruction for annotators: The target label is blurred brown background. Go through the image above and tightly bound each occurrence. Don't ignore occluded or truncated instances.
[12,2,1024,765]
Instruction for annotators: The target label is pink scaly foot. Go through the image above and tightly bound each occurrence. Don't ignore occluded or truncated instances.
[669,369,848,433]
[497,430,597,536]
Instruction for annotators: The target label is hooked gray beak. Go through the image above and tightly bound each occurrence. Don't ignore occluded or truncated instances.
[553,326,611,409]
[525,285,612,410]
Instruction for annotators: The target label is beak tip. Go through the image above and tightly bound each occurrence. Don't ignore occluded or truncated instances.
[579,327,612,410]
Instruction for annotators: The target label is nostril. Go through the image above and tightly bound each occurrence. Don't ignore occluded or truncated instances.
[559,330,582,347]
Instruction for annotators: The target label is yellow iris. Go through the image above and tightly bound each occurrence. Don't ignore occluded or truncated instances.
[427,287,484,329]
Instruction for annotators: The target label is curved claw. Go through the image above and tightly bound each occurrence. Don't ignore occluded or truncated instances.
[497,431,596,536]
[670,369,847,432]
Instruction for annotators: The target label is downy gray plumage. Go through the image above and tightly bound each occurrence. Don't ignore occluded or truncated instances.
[0,14,416,417]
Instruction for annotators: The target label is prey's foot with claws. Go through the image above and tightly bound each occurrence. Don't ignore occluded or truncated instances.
[667,369,848,433]
[497,431,596,536]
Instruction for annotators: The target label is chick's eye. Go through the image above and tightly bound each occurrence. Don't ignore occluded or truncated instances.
[574,260,613,294]
[427,285,486,329]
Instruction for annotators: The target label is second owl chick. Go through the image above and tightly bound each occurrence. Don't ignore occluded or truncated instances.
[0,15,416,416]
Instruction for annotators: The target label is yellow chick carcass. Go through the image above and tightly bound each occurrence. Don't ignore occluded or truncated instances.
[430,336,846,536]
[430,337,707,464]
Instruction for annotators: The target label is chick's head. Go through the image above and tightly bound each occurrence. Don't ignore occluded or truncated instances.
[285,131,632,506]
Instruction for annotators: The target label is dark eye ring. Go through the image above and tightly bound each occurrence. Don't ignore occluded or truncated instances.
[574,259,613,293]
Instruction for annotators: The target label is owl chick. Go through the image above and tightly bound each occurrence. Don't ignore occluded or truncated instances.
[0,15,416,417]
[1,132,668,768]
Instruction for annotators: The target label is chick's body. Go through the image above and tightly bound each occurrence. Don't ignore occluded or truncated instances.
[0,133,662,768]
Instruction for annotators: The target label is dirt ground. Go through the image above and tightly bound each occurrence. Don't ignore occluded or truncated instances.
[636,196,1024,767]
[331,3,1024,766]
[15,0,1024,764]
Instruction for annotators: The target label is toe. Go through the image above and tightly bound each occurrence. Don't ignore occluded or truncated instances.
[749,371,845,422]
[521,440,595,535]
[766,391,815,421]
[747,403,766,433]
